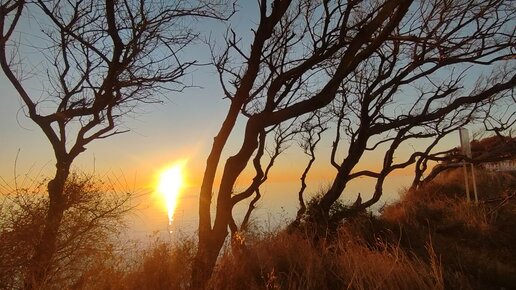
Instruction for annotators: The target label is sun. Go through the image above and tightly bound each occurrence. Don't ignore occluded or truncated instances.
[157,161,186,228]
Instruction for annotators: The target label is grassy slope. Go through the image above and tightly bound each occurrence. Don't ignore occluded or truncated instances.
[381,169,516,290]
[80,169,515,290]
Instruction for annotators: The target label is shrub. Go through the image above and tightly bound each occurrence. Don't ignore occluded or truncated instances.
[0,172,132,289]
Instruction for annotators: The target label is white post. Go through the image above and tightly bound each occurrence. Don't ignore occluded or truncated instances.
[459,128,474,203]
[470,163,478,203]
[463,161,471,202]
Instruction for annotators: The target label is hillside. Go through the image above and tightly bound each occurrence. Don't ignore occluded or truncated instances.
[74,168,515,290]
[380,168,516,289]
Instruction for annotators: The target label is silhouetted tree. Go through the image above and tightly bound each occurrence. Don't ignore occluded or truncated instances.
[193,0,515,286]
[0,0,230,288]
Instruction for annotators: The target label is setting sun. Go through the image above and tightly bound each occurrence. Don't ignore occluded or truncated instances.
[157,162,186,229]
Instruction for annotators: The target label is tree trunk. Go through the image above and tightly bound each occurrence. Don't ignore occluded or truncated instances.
[319,136,368,215]
[191,163,254,288]
[192,109,240,289]
[191,203,232,289]
[192,120,261,288]
[24,161,70,290]
[191,225,228,289]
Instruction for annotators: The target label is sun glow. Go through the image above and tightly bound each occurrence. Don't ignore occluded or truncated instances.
[157,162,185,230]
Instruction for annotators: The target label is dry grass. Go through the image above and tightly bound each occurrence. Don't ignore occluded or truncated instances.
[75,169,515,290]
[4,168,513,289]
[77,236,196,290]
[82,225,443,290]
[123,238,195,290]
[207,228,443,290]
[381,169,516,289]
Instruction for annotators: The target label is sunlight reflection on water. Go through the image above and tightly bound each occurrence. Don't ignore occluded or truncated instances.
[125,175,412,243]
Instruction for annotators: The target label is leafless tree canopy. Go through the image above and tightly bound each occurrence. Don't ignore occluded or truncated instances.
[193,0,515,286]
[1,0,232,288]
[1,0,231,160]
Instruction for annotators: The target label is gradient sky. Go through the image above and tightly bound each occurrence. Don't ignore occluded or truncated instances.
[0,2,253,189]
[0,2,470,236]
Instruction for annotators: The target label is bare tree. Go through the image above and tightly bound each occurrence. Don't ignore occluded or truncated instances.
[0,0,230,288]
[294,113,327,221]
[193,0,515,286]
[193,0,414,286]
[315,0,515,224]
[238,121,299,232]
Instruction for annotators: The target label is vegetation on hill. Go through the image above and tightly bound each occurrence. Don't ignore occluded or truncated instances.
[23,168,510,290]
[381,169,516,289]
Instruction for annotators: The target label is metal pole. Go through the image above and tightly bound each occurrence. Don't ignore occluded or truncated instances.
[459,128,472,203]
[470,163,478,203]
[463,161,470,202]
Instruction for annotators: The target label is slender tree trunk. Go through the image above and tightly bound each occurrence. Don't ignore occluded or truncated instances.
[191,218,229,289]
[192,122,260,288]
[319,136,368,216]
[25,161,70,290]
[191,196,234,289]
[192,102,242,289]
[192,2,290,286]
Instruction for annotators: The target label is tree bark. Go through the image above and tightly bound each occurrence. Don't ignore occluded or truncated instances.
[192,100,242,289]
[192,121,261,288]
[191,228,228,289]
[24,160,70,290]
[319,134,368,216]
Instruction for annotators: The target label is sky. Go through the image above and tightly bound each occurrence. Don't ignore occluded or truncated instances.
[0,2,250,188]
[0,1,472,237]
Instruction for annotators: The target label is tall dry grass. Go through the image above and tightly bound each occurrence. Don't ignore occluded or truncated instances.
[381,169,516,289]
[79,169,515,289]
[75,235,196,290]
[82,226,443,290]
[7,168,512,289]
[206,227,443,290]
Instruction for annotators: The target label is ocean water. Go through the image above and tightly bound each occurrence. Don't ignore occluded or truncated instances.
[126,175,412,242]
